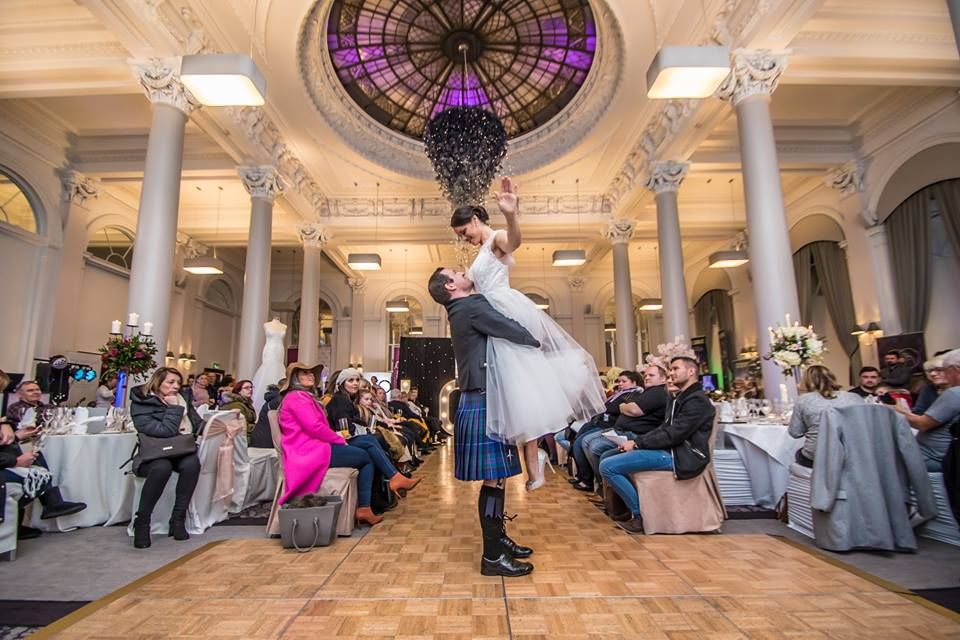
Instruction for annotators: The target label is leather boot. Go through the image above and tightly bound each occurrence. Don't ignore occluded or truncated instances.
[388,472,422,499]
[16,505,42,540]
[38,487,87,520]
[499,517,533,559]
[355,506,383,526]
[168,511,189,541]
[481,553,534,577]
[603,484,631,522]
[133,514,151,549]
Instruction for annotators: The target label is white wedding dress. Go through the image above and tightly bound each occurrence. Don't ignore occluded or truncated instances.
[252,318,287,412]
[468,231,606,444]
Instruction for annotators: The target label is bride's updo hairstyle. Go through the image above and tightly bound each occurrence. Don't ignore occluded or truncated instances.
[450,205,489,228]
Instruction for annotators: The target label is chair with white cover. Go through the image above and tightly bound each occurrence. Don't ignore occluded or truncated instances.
[265,410,358,538]
[914,472,960,547]
[187,410,248,531]
[628,418,726,534]
[0,482,23,561]
[243,447,278,510]
[786,463,815,538]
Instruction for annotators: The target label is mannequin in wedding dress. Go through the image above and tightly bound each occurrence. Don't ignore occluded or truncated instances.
[252,318,287,412]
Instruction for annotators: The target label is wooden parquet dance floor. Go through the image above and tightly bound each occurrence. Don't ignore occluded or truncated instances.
[39,445,960,639]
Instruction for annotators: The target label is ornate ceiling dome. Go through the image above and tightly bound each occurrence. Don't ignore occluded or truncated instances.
[324,0,597,140]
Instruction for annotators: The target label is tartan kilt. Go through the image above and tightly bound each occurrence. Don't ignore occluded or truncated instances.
[454,391,521,481]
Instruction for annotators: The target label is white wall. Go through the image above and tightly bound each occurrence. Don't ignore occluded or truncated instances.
[0,229,47,371]
[73,260,129,353]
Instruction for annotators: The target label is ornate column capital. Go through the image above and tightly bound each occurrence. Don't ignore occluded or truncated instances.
[644,161,689,195]
[298,223,328,248]
[177,235,208,259]
[61,169,100,205]
[238,165,286,203]
[567,276,586,292]
[717,49,789,107]
[824,160,865,196]
[347,276,367,293]
[133,59,199,115]
[604,218,636,245]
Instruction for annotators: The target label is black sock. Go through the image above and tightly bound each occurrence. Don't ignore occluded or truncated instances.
[479,485,505,560]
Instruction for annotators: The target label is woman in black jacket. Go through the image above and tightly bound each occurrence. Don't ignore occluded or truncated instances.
[129,367,202,549]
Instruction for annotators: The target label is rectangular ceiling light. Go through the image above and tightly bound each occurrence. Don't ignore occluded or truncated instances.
[708,250,749,269]
[180,54,266,106]
[646,46,730,99]
[408,327,423,336]
[182,256,224,275]
[638,298,663,311]
[386,299,410,313]
[347,253,382,270]
[552,249,587,267]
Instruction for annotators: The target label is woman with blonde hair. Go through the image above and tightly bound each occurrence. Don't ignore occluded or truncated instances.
[788,364,862,467]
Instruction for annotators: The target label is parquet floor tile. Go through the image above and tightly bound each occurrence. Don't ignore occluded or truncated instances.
[42,445,960,639]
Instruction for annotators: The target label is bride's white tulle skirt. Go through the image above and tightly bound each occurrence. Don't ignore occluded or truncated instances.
[483,287,607,444]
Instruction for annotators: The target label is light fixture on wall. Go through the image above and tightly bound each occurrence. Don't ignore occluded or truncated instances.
[638,298,663,311]
[646,46,730,99]
[348,182,383,271]
[184,185,225,275]
[180,53,266,106]
[553,179,588,267]
[709,179,749,269]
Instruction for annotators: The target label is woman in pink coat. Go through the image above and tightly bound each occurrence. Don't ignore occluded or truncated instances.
[277,362,382,526]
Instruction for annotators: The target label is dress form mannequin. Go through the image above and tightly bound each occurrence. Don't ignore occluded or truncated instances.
[252,318,287,412]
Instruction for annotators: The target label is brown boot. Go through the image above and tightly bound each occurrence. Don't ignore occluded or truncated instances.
[603,484,631,522]
[355,506,383,526]
[389,472,422,499]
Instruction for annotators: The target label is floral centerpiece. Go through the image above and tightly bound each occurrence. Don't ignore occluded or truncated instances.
[99,334,158,376]
[765,317,825,376]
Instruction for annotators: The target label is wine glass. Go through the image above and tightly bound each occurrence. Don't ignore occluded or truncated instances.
[760,399,773,420]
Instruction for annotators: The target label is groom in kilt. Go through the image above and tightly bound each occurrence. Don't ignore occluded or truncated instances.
[429,267,539,577]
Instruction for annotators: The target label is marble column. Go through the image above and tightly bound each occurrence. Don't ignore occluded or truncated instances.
[127,60,197,361]
[646,160,691,343]
[567,276,587,347]
[604,219,638,369]
[347,277,366,367]
[297,223,327,365]
[50,170,100,353]
[236,166,284,379]
[718,50,801,401]
[864,225,904,336]
[949,0,960,57]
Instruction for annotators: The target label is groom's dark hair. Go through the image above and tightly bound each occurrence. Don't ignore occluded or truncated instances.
[428,268,454,305]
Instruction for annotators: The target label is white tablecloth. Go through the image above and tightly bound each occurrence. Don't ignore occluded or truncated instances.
[718,422,802,509]
[29,433,137,531]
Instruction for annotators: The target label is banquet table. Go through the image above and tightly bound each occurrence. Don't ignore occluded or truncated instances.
[28,432,138,531]
[717,422,803,509]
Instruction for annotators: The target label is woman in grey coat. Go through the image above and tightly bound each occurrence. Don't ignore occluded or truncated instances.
[789,365,862,467]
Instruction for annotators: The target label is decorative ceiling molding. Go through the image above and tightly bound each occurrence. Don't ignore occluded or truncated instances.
[61,169,101,205]
[323,193,612,219]
[824,160,865,195]
[296,0,625,179]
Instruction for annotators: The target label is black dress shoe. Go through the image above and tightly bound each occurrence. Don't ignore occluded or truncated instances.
[500,535,533,559]
[17,525,42,540]
[480,554,534,577]
[572,482,593,492]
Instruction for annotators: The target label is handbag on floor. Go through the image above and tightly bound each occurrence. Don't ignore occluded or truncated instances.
[279,495,342,551]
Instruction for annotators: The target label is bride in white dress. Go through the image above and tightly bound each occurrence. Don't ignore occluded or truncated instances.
[251,318,287,413]
[452,178,607,490]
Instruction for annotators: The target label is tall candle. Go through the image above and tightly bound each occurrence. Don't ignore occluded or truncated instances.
[779,383,789,405]
[785,313,791,326]
[128,312,139,326]
[110,320,122,334]
[141,321,153,336]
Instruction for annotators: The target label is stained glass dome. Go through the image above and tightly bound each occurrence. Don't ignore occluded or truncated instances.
[325,0,597,140]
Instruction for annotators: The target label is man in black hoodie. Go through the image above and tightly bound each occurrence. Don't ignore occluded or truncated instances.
[598,355,715,534]
[250,384,281,448]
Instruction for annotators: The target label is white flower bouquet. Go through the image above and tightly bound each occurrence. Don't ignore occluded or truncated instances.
[765,316,825,376]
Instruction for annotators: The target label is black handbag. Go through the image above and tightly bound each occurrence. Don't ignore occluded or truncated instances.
[121,433,197,473]
[671,439,709,480]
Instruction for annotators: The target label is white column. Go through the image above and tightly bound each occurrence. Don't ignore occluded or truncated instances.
[864,225,904,336]
[297,223,327,365]
[347,277,366,367]
[604,219,638,369]
[567,276,587,346]
[127,60,197,361]
[50,171,100,353]
[719,50,801,401]
[236,166,284,379]
[646,160,691,343]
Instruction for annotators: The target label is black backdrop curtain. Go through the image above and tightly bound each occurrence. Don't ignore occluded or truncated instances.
[398,337,455,418]
[693,289,735,384]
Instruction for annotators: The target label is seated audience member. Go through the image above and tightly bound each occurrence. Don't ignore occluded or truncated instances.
[129,367,203,549]
[189,372,213,409]
[216,375,235,406]
[96,372,118,408]
[5,380,48,428]
[378,387,429,454]
[221,379,257,443]
[325,368,421,499]
[895,348,960,472]
[356,388,415,466]
[788,365,862,468]
[251,382,282,448]
[849,366,882,400]
[388,389,432,447]
[570,371,643,492]
[599,354,715,534]
[581,367,670,482]
[881,350,912,389]
[914,357,948,415]
[408,387,446,442]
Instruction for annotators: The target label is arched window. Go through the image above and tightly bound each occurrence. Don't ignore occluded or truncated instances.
[0,168,38,234]
[205,279,236,312]
[87,226,135,270]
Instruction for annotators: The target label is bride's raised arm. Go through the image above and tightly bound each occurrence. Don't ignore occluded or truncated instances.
[495,176,522,254]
